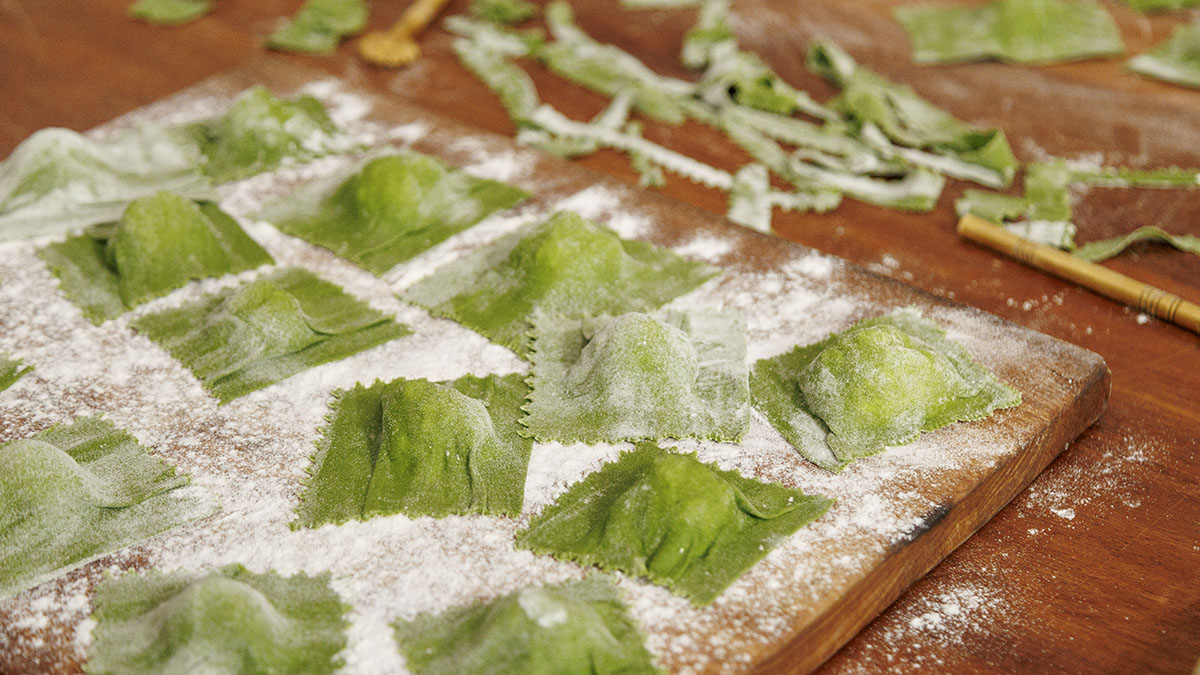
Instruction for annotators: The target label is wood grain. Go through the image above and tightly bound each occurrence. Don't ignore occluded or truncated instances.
[0,1,1197,673]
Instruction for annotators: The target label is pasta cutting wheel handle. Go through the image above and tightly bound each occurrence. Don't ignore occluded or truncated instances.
[357,0,452,67]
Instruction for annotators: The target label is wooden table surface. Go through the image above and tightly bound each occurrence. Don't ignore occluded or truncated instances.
[1,1,1197,673]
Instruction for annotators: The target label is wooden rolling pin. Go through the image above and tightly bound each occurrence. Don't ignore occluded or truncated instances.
[958,213,1200,335]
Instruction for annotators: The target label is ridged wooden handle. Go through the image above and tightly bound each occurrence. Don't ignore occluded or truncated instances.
[958,213,1200,335]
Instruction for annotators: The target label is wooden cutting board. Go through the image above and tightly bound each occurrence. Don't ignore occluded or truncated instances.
[0,60,1108,674]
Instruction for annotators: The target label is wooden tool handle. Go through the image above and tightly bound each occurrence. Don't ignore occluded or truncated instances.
[958,213,1200,335]
[391,0,453,37]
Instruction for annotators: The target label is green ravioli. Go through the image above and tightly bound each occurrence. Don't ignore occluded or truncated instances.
[132,267,410,403]
[294,373,531,527]
[403,210,720,357]
[524,310,749,444]
[894,0,1124,65]
[128,0,214,24]
[186,86,346,182]
[267,0,369,54]
[0,417,210,599]
[751,308,1021,473]
[261,153,530,276]
[807,40,1019,188]
[0,126,215,242]
[516,443,832,605]
[0,352,32,392]
[87,564,349,675]
[393,577,659,674]
[1130,21,1200,89]
[38,191,272,324]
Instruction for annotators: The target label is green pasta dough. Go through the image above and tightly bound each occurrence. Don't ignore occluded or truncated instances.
[132,267,410,403]
[185,86,346,182]
[261,153,529,275]
[0,126,215,242]
[1074,226,1200,263]
[393,576,659,674]
[403,210,720,356]
[128,0,214,25]
[38,191,272,324]
[751,308,1021,472]
[294,373,532,527]
[523,310,749,443]
[87,564,349,675]
[895,0,1124,65]
[0,417,210,599]
[471,0,538,24]
[267,0,369,53]
[0,352,32,392]
[516,443,832,605]
[1130,21,1200,89]
[807,40,1019,188]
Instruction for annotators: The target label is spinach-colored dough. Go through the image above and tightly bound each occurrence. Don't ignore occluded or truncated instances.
[38,191,272,324]
[87,564,349,675]
[751,308,1021,472]
[1130,21,1200,89]
[403,210,720,357]
[267,0,368,53]
[261,153,529,276]
[0,352,32,392]
[523,310,749,443]
[186,86,345,182]
[895,0,1124,65]
[471,0,538,24]
[0,126,215,242]
[128,0,213,25]
[1122,0,1200,11]
[132,267,410,403]
[0,417,210,599]
[294,373,532,527]
[517,443,832,605]
[807,40,1019,188]
[393,576,659,674]
[1074,225,1200,262]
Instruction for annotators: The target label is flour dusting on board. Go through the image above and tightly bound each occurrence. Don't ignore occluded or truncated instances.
[0,78,1097,674]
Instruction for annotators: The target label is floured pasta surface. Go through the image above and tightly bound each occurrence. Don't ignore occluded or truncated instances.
[0,73,1094,675]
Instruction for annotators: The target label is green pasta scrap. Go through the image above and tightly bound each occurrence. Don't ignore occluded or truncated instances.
[1131,21,1200,88]
[1121,0,1200,11]
[751,308,1021,472]
[393,576,659,674]
[471,0,538,24]
[128,0,214,25]
[132,267,410,403]
[0,417,211,599]
[516,443,833,605]
[807,40,1019,188]
[267,0,368,53]
[294,373,531,527]
[87,564,349,674]
[894,0,1124,66]
[1074,226,1200,262]
[0,126,215,242]
[524,310,750,444]
[403,210,720,357]
[185,86,346,182]
[0,352,32,392]
[260,153,529,276]
[38,191,272,324]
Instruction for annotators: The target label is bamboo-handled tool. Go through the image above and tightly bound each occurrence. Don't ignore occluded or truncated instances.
[357,0,453,67]
[958,213,1200,335]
